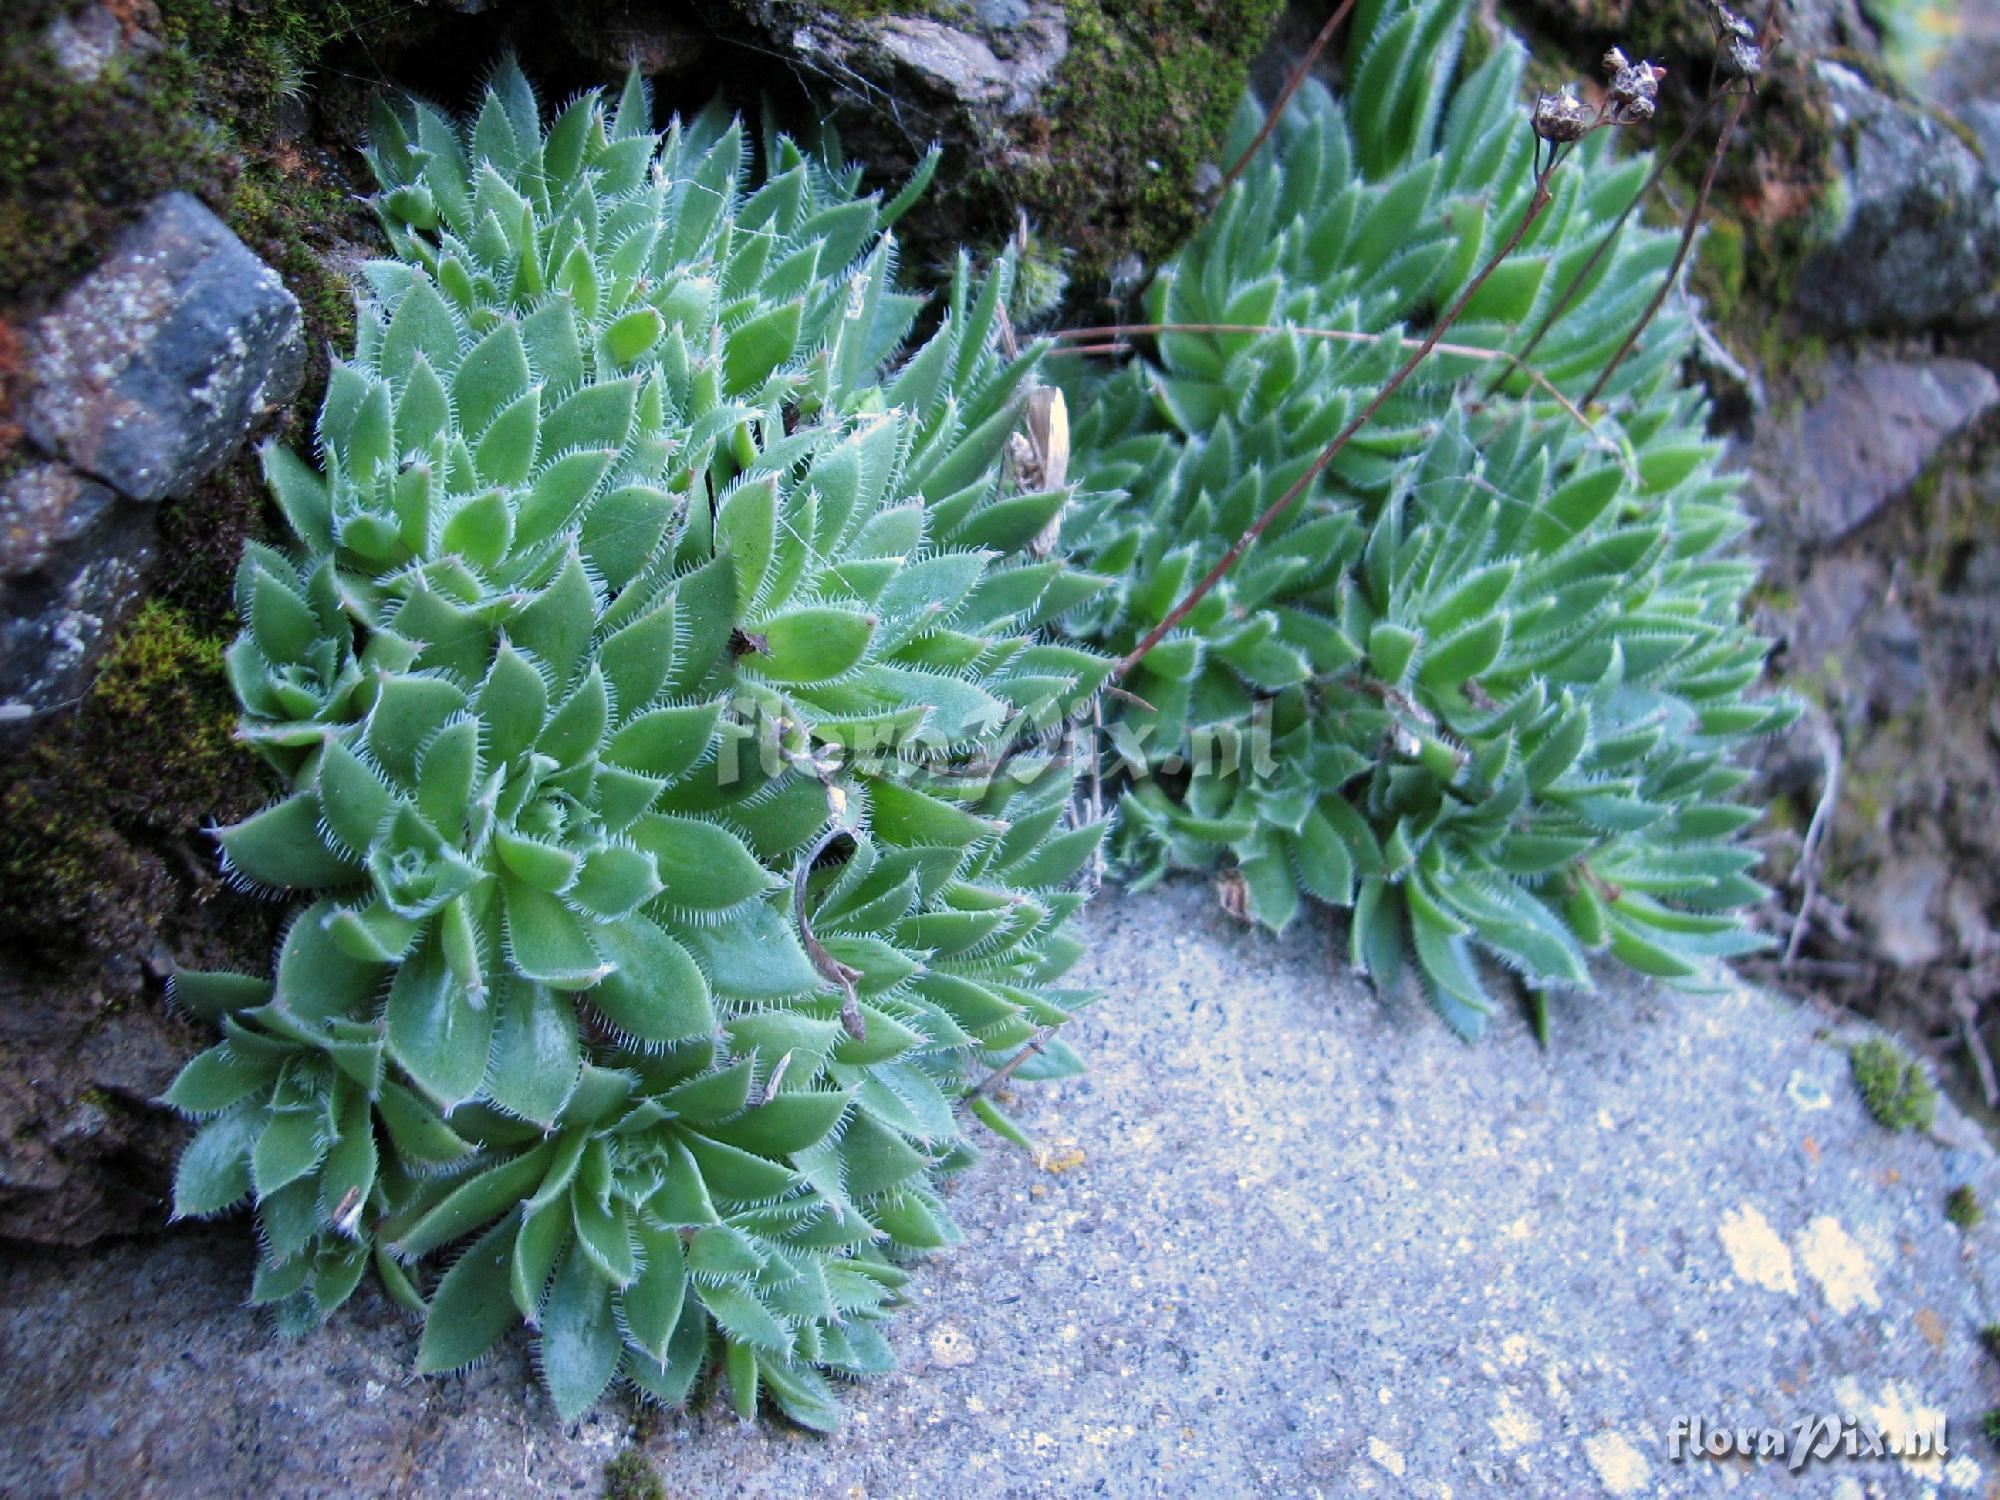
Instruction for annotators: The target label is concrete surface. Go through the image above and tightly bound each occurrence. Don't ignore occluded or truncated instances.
[3,878,1998,1497]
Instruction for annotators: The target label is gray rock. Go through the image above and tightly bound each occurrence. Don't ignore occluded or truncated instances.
[864,10,1064,114]
[1910,0,2000,122]
[0,462,157,714]
[972,0,1032,31]
[1743,0,1875,62]
[762,0,1066,142]
[1746,355,1998,547]
[1795,62,2000,334]
[1859,854,1952,967]
[1913,0,2000,273]
[24,191,303,505]
[44,4,156,83]
[2,880,1995,1497]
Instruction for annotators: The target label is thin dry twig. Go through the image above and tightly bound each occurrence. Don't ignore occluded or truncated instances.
[1482,94,1723,398]
[1046,341,1134,358]
[1054,319,1626,472]
[973,1025,1058,1099]
[792,823,867,1042]
[1580,0,1777,408]
[1956,995,1999,1110]
[1581,89,1746,409]
[1782,713,1841,969]
[1113,157,1567,680]
[1219,0,1359,192]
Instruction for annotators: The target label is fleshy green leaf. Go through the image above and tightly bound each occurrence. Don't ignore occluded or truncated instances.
[589,916,714,1043]
[539,1239,623,1420]
[172,1104,262,1218]
[417,1214,521,1373]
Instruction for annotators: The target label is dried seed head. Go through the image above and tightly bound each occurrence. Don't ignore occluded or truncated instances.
[1712,1,1755,40]
[1602,51,1665,123]
[1724,36,1763,76]
[1708,2,1763,77]
[1531,87,1591,144]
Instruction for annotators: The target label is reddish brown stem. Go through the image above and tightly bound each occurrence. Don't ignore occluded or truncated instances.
[1580,87,1747,410]
[1115,167,1560,680]
[1482,92,1721,399]
[1218,0,1358,193]
[973,1026,1056,1099]
[1054,318,1608,451]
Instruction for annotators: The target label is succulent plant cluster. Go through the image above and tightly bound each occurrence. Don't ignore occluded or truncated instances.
[166,65,1109,1426]
[1059,0,1794,1037]
[166,0,1795,1431]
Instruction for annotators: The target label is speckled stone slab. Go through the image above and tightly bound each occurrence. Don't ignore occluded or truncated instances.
[3,878,1994,1498]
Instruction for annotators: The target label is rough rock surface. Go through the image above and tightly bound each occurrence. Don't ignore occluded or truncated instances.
[0,986,205,1251]
[3,881,1995,1497]
[1794,61,2000,335]
[1743,355,1999,548]
[1737,331,2000,1053]
[754,0,1068,151]
[3,190,303,711]
[1913,0,2000,126]
[24,191,303,506]
[555,0,712,78]
[0,462,156,712]
[44,3,159,84]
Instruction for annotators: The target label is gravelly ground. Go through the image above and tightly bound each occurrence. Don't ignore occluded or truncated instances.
[4,877,1997,1498]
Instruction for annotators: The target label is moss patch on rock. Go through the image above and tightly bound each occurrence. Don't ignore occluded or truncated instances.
[1850,1036,1940,1132]
[1002,0,1288,285]
[0,0,408,966]
[1500,0,1840,339]
[0,597,268,960]
[602,1449,667,1500]
[0,0,397,352]
[0,1,216,313]
[152,0,415,357]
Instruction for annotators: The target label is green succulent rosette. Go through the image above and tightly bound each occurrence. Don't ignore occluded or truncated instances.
[1061,0,1795,1037]
[166,64,1109,1427]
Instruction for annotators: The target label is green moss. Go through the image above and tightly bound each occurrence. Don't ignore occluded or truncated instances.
[1007,223,1071,329]
[813,0,951,17]
[602,1449,666,1500]
[85,601,235,766]
[1762,791,1800,835]
[0,0,398,336]
[1000,0,1288,284]
[1691,213,1745,322]
[74,1083,140,1114]
[224,163,362,355]
[0,2,219,309]
[0,600,265,955]
[1983,1409,2000,1446]
[1753,581,1799,617]
[1849,1037,1939,1133]
[1947,1185,1984,1229]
